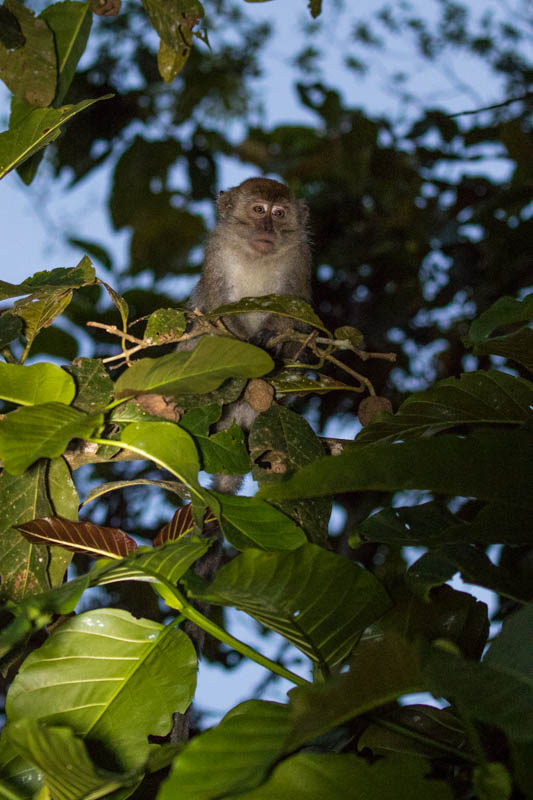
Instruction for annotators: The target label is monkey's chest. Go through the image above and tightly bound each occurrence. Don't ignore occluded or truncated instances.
[224,257,284,336]
[225,257,284,301]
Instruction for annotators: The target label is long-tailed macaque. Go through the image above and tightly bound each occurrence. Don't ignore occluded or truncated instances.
[187,176,313,483]
[190,176,312,345]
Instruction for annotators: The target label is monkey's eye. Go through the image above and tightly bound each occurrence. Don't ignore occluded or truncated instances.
[272,207,285,218]
[252,204,266,214]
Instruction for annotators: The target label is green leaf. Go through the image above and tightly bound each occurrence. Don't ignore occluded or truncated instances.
[358,704,466,759]
[356,500,532,547]
[204,295,330,334]
[250,405,331,545]
[141,0,204,50]
[473,762,512,800]
[355,370,533,445]
[426,646,533,742]
[259,427,533,509]
[0,312,22,348]
[114,337,274,398]
[197,424,250,475]
[40,1,92,106]
[157,37,192,83]
[0,574,89,659]
[14,291,73,356]
[271,370,359,395]
[91,537,213,609]
[194,543,391,666]
[0,403,103,475]
[0,0,56,106]
[212,492,307,551]
[6,719,138,800]
[120,421,205,500]
[81,478,189,508]
[484,604,533,679]
[407,544,531,603]
[222,753,452,800]
[46,456,78,587]
[464,295,533,372]
[0,5,25,49]
[144,308,186,342]
[0,258,96,299]
[159,700,291,800]
[6,609,197,770]
[286,633,424,750]
[0,95,113,179]
[0,363,75,406]
[0,463,56,602]
[64,357,114,413]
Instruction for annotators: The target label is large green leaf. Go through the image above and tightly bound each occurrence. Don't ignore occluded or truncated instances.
[0,362,75,406]
[0,0,56,106]
[119,421,205,501]
[6,719,138,799]
[426,644,533,743]
[194,543,391,667]
[356,500,532,547]
[141,0,204,50]
[0,463,58,602]
[0,403,103,474]
[6,609,197,770]
[0,95,113,179]
[212,492,307,551]
[159,701,291,800]
[355,370,532,445]
[40,1,92,106]
[258,427,533,508]
[223,753,452,800]
[204,295,330,334]
[464,294,533,372]
[286,633,424,750]
[114,337,274,399]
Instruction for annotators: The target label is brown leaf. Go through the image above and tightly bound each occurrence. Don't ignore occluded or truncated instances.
[16,516,137,558]
[154,504,217,546]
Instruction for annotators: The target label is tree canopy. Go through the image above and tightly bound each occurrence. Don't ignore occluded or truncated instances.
[0,1,532,798]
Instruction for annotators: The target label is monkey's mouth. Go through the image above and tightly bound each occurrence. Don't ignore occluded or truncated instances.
[251,237,276,253]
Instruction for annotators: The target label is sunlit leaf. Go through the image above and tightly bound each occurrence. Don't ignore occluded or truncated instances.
[0,95,113,179]
[0,403,103,475]
[40,1,92,105]
[114,337,274,398]
[0,362,75,406]
[144,308,187,342]
[6,609,197,770]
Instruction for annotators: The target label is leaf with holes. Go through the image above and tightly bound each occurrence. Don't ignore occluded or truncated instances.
[6,609,197,771]
[16,517,138,559]
[193,543,391,667]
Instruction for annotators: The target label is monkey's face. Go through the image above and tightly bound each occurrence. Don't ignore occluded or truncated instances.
[245,200,291,254]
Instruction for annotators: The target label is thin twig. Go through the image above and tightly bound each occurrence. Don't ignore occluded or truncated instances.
[448,91,533,118]
[323,352,375,395]
[87,321,145,346]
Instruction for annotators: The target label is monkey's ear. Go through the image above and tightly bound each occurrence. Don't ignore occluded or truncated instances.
[216,190,233,219]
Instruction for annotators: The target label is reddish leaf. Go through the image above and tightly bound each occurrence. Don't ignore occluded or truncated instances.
[154,505,217,546]
[16,516,138,558]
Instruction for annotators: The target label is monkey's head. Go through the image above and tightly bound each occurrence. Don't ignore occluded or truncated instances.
[215,177,309,255]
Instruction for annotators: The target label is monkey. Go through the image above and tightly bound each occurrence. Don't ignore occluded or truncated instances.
[190,176,312,347]
[186,176,313,437]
